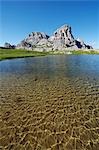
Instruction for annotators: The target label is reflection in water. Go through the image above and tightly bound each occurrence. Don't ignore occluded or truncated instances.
[0,55,99,78]
[0,55,99,149]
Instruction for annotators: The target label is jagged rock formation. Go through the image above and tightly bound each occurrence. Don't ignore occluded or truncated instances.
[4,42,15,49]
[16,24,92,51]
[17,32,50,50]
[49,25,92,50]
[51,25,75,50]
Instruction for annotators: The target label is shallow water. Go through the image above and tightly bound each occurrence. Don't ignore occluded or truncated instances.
[0,55,99,149]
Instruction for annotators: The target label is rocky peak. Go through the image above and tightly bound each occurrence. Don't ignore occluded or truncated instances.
[28,32,49,39]
[25,32,49,44]
[16,24,92,51]
[54,25,74,42]
[17,32,50,50]
[51,24,75,50]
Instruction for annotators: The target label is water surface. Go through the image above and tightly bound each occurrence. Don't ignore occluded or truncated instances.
[0,55,99,149]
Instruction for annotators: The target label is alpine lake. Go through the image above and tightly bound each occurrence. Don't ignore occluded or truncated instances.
[0,55,99,150]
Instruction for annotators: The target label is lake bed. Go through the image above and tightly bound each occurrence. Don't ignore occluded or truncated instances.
[0,55,99,149]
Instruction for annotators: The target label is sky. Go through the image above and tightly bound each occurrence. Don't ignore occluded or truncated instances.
[0,0,99,48]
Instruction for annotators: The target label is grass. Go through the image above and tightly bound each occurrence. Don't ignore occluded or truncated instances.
[0,49,49,61]
[0,48,99,61]
[71,50,99,55]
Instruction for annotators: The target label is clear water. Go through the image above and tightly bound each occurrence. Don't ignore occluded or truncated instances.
[0,55,99,149]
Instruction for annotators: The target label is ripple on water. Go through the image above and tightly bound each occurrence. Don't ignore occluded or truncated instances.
[0,56,99,149]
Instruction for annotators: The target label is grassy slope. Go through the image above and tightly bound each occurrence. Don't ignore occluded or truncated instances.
[0,49,49,61]
[0,49,99,61]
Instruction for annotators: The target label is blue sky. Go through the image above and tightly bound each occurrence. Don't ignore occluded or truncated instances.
[0,0,99,48]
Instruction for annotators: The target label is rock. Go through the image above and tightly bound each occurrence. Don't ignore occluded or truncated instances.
[76,38,93,49]
[34,78,38,81]
[53,25,74,44]
[37,39,52,47]
[4,42,15,49]
[16,32,50,50]
[17,40,32,50]
[48,36,55,42]
[52,25,75,50]
[85,45,93,49]
[16,24,92,51]
[4,42,11,48]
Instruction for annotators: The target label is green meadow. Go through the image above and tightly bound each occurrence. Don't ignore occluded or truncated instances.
[71,50,99,55]
[0,48,99,61]
[0,49,49,61]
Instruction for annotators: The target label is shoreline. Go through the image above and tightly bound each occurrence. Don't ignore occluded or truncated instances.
[0,48,99,61]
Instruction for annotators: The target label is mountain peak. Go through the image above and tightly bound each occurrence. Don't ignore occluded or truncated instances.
[16,24,92,51]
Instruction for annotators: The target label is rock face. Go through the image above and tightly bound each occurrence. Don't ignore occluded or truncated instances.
[4,42,15,49]
[16,24,92,51]
[17,32,50,50]
[52,25,74,50]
